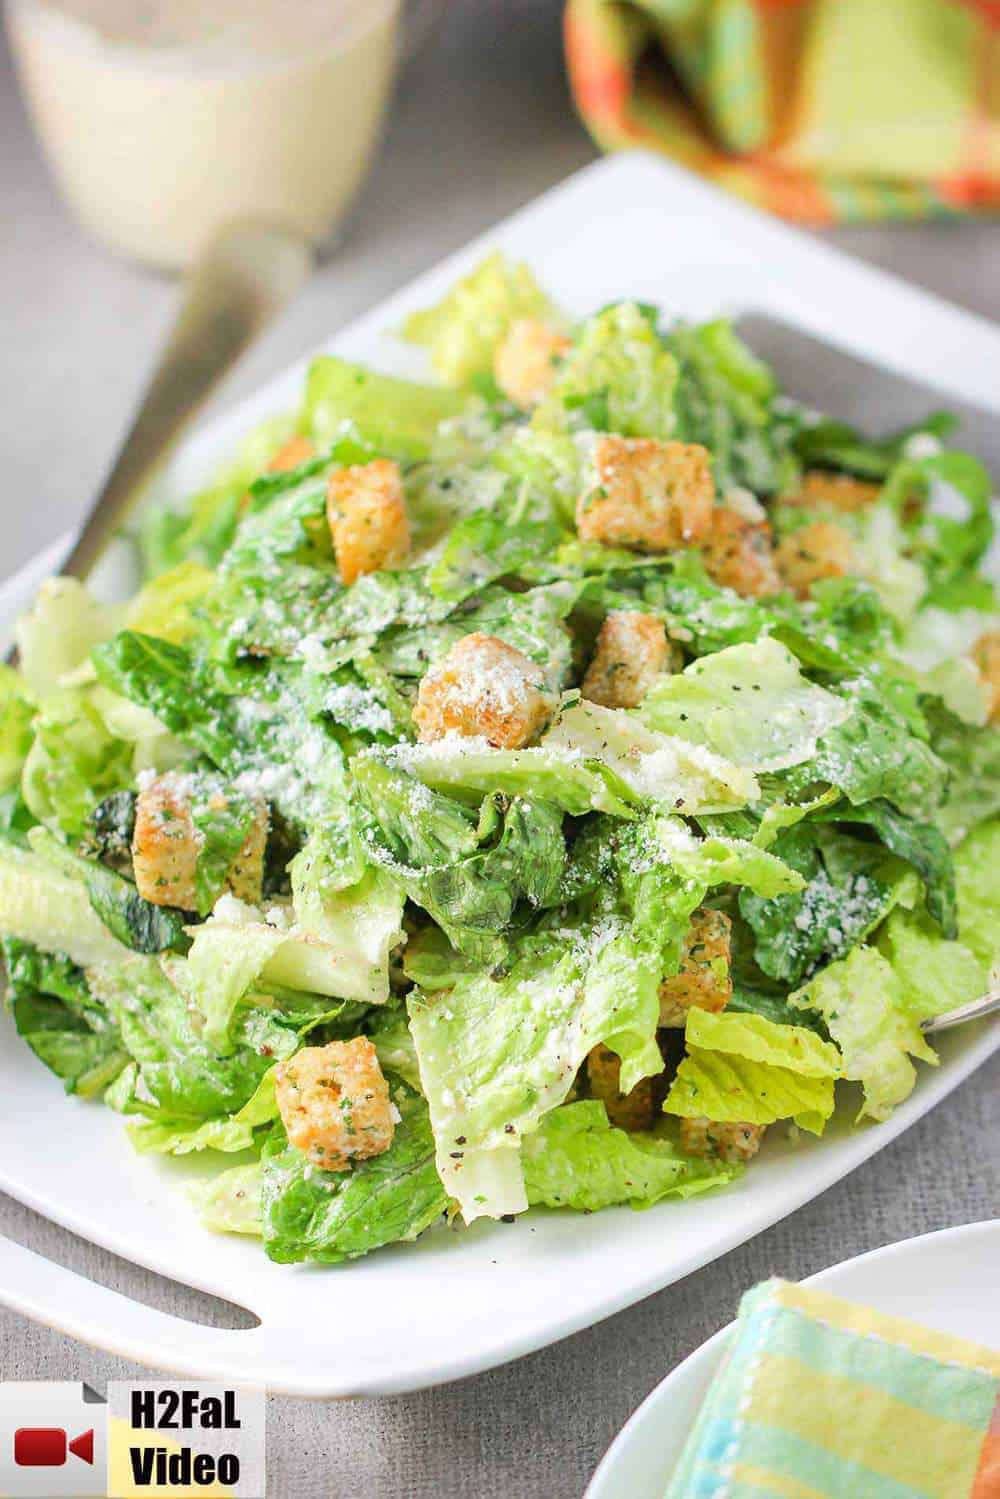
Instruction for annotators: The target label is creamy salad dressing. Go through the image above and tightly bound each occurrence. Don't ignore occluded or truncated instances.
[7,0,402,268]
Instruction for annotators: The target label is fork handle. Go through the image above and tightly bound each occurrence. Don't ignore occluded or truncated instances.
[921,990,1000,1034]
[61,221,313,582]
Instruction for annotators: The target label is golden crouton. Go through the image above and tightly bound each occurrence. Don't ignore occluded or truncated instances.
[582,610,676,709]
[775,519,854,597]
[326,458,410,587]
[132,773,267,911]
[586,1044,657,1132]
[659,908,732,1027]
[412,632,555,749]
[275,1038,395,1171]
[576,436,715,553]
[267,435,316,474]
[701,507,782,599]
[973,630,1000,722]
[783,469,882,515]
[679,1116,766,1164]
[493,318,570,408]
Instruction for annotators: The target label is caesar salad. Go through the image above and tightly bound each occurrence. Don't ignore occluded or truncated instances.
[2,254,997,1265]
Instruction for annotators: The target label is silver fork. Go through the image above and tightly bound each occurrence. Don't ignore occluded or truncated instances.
[921,991,1000,1034]
[6,219,312,665]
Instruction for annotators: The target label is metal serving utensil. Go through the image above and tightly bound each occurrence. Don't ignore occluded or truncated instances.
[921,992,1000,1034]
[6,220,313,663]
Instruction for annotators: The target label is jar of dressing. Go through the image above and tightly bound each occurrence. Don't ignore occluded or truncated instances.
[6,0,426,270]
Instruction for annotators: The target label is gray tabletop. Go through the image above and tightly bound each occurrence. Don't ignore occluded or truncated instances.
[2,4,998,1495]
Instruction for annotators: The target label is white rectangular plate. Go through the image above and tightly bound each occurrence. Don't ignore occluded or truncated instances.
[1,153,997,1396]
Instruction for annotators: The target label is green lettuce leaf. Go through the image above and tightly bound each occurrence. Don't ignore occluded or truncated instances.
[771,576,894,675]
[128,1115,253,1155]
[781,677,947,821]
[952,819,1000,972]
[15,578,120,698]
[260,1083,447,1264]
[0,666,34,795]
[288,830,405,1004]
[639,639,849,773]
[125,561,215,645]
[882,451,993,604]
[666,320,795,495]
[521,1102,741,1211]
[535,302,677,438]
[21,687,134,841]
[126,1067,278,1155]
[790,410,955,480]
[93,635,355,833]
[92,956,297,1123]
[403,252,559,386]
[749,789,841,849]
[92,632,241,771]
[8,991,127,1098]
[425,496,565,604]
[187,776,260,917]
[408,928,653,1222]
[408,834,703,1224]
[664,1008,841,1135]
[790,945,937,1122]
[355,759,565,962]
[371,738,639,819]
[684,1008,842,1076]
[664,1007,840,1136]
[303,356,465,460]
[190,1163,265,1236]
[543,699,760,813]
[739,825,916,986]
[924,702,1000,845]
[494,427,583,527]
[137,413,297,576]
[847,502,927,625]
[170,916,286,1053]
[400,925,480,992]
[815,799,956,937]
[650,816,805,897]
[3,937,126,1097]
[897,605,996,725]
[0,839,129,970]
[29,826,187,955]
[366,1002,422,1092]
[877,908,985,1022]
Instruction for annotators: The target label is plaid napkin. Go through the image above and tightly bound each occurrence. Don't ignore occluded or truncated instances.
[564,0,1000,222]
[665,1278,1000,1498]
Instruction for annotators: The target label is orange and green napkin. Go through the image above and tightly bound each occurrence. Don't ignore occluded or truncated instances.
[564,0,1000,222]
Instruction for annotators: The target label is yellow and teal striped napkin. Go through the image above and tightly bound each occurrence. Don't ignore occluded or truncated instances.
[666,1278,1000,1498]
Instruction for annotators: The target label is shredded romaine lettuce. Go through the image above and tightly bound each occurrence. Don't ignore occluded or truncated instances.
[4,254,996,1268]
[664,1009,840,1136]
[639,639,850,772]
[403,252,559,386]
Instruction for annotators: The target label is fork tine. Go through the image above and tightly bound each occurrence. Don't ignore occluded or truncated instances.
[921,991,1000,1035]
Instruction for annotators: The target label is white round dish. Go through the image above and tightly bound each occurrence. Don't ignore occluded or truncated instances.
[588,1219,1000,1499]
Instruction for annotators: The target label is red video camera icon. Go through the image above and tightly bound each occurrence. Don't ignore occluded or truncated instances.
[13,1427,94,1467]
